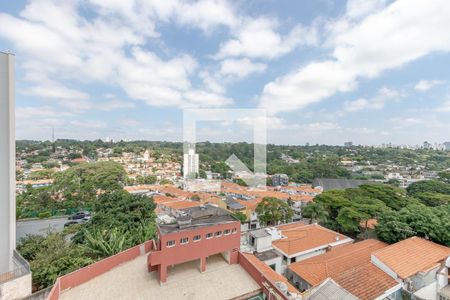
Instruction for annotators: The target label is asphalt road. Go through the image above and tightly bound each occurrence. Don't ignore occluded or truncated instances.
[16,217,68,242]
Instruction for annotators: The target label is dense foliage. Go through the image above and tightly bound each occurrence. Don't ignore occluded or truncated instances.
[256,197,293,226]
[18,190,156,290]
[311,182,450,246]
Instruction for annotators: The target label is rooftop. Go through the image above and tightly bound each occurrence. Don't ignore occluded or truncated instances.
[306,278,357,300]
[60,254,260,300]
[158,204,237,235]
[255,249,280,262]
[242,253,298,295]
[372,236,450,279]
[289,239,387,286]
[289,240,399,300]
[272,222,352,256]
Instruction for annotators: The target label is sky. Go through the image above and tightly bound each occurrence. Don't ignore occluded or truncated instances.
[1,0,450,145]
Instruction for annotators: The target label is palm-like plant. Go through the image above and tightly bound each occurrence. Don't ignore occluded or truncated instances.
[302,202,329,224]
[83,228,127,257]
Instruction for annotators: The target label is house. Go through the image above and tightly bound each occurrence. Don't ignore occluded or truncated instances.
[147,204,241,283]
[305,278,358,300]
[272,223,353,269]
[272,174,289,186]
[287,239,401,299]
[243,222,353,274]
[371,237,450,300]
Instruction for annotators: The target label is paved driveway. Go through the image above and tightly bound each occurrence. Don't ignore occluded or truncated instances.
[16,217,67,242]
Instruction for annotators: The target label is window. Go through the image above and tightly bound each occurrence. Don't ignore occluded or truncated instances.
[193,235,201,242]
[215,231,222,237]
[290,257,296,264]
[206,232,213,239]
[231,228,237,234]
[224,229,231,235]
[166,240,175,248]
[180,237,189,245]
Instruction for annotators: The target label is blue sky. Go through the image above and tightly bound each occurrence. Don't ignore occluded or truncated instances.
[1,0,450,145]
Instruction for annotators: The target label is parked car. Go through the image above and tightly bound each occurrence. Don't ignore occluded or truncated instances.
[68,211,91,220]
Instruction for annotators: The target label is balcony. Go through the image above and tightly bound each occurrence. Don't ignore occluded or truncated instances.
[0,250,31,284]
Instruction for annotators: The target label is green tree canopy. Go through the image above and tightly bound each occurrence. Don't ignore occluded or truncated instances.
[256,197,293,226]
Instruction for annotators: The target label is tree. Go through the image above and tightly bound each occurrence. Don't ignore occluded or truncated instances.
[438,171,450,184]
[18,233,94,289]
[73,190,156,247]
[336,207,367,233]
[407,180,450,197]
[302,202,328,224]
[256,197,293,226]
[232,211,247,223]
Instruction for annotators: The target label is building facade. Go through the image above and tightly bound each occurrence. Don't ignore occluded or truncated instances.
[183,148,199,178]
[147,205,241,283]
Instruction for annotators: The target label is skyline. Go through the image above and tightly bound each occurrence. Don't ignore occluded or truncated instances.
[1,0,450,144]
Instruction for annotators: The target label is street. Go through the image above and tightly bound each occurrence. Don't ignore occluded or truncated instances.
[16,217,67,242]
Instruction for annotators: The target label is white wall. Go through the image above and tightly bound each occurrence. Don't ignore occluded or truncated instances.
[0,52,15,274]
[0,273,32,300]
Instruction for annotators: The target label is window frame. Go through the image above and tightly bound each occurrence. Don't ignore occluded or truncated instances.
[215,231,223,237]
[180,237,189,245]
[206,232,213,239]
[193,234,202,242]
[166,240,176,248]
[224,229,231,235]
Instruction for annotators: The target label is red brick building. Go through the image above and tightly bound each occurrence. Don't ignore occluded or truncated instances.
[147,204,241,283]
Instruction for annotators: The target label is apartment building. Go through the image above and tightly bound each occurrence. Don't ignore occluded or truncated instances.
[147,204,241,283]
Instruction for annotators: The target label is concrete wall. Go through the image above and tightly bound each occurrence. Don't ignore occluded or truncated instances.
[238,252,289,300]
[0,273,32,300]
[0,52,15,274]
[46,240,154,300]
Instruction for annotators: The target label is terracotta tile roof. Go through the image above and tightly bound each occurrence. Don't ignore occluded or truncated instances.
[242,253,299,294]
[334,262,399,300]
[289,240,399,300]
[153,195,179,205]
[372,236,450,279]
[235,198,263,211]
[288,239,387,286]
[273,223,351,256]
[289,195,314,202]
[160,200,202,210]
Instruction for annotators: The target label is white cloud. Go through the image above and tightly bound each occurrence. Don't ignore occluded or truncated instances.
[414,79,445,91]
[435,100,450,112]
[219,58,267,78]
[259,0,450,114]
[97,100,136,111]
[0,0,234,112]
[215,17,318,60]
[343,86,401,112]
[345,0,388,19]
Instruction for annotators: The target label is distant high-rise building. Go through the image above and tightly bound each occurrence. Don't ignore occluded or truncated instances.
[183,148,199,178]
[423,141,432,149]
[344,141,353,147]
[444,142,450,151]
[272,174,289,186]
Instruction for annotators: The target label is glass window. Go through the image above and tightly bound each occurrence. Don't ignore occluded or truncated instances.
[215,231,222,237]
[193,235,201,242]
[180,237,189,244]
[231,228,237,234]
[224,229,231,235]
[166,240,175,248]
[206,232,213,239]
